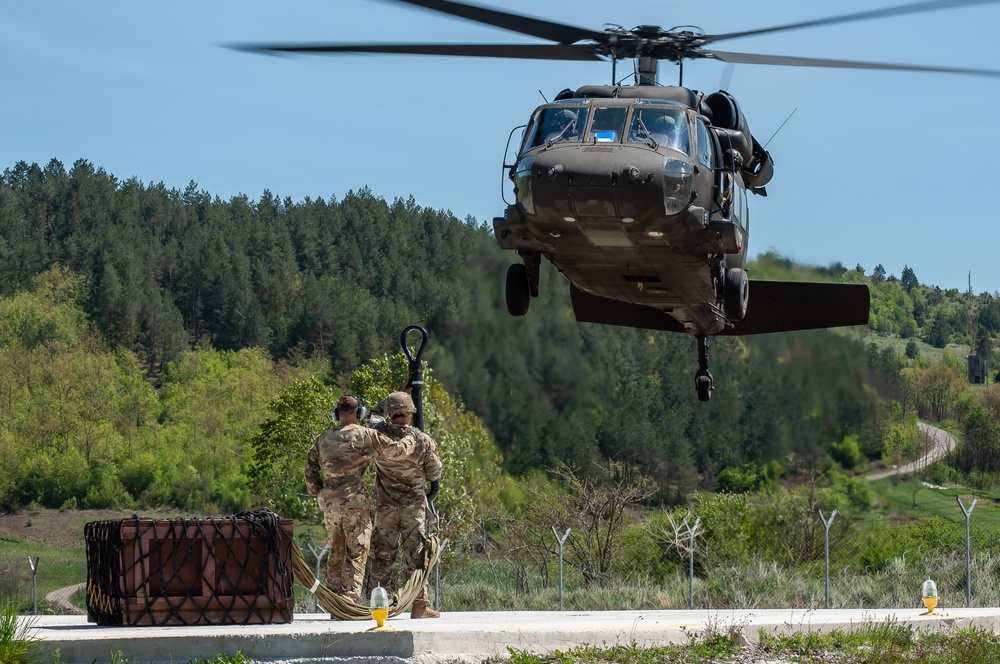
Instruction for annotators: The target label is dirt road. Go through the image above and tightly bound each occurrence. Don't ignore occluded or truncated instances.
[866,421,954,481]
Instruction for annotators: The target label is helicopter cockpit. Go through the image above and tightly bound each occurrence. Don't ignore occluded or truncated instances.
[522,100,691,155]
[627,104,689,153]
[524,105,589,148]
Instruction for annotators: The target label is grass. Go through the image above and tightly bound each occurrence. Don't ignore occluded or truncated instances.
[862,332,971,367]
[873,478,1000,530]
[757,623,1000,663]
[48,651,255,664]
[503,621,1000,664]
[0,538,87,613]
[0,600,37,664]
[505,621,745,664]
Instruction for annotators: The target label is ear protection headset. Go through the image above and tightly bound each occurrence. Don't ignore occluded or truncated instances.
[333,395,367,422]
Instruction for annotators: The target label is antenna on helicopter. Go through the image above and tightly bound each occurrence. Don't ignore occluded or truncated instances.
[763,108,797,150]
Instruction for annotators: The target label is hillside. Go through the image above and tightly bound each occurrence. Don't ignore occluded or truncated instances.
[2,157,995,515]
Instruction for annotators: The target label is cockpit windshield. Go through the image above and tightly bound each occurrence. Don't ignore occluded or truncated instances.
[628,108,689,154]
[524,106,590,150]
[586,107,628,143]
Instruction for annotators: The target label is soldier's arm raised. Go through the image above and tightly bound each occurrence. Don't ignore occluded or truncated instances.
[422,433,443,482]
[367,428,415,460]
[304,437,323,496]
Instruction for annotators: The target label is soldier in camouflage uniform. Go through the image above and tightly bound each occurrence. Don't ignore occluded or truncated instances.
[371,391,443,619]
[304,395,413,603]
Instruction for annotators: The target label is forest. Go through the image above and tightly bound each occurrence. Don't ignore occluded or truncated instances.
[1,158,999,521]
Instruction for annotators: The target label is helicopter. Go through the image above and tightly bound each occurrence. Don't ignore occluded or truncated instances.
[237,0,1000,401]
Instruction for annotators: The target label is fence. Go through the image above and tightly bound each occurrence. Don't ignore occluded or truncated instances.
[5,499,1000,614]
[0,538,86,614]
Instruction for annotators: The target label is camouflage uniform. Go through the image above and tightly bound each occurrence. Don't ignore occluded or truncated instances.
[369,421,442,602]
[304,422,412,602]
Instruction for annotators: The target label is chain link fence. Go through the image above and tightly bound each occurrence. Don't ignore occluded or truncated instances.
[0,539,87,614]
[5,499,1000,614]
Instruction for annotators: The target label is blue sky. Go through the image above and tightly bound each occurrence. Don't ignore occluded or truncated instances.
[3,0,999,294]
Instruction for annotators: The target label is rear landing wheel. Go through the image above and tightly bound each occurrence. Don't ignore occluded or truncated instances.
[505,263,530,316]
[724,267,748,322]
[695,369,713,402]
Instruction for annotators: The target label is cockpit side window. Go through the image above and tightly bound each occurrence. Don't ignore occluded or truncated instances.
[695,118,712,168]
[628,108,690,154]
[586,107,628,143]
[524,107,589,150]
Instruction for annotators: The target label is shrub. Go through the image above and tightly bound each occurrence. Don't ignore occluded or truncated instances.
[830,435,864,470]
[0,600,37,664]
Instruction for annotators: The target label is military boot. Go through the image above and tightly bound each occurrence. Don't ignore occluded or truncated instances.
[410,599,440,619]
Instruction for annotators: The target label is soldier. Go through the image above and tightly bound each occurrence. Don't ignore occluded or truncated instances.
[304,394,412,603]
[371,391,443,619]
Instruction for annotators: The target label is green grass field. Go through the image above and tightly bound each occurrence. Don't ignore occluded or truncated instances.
[863,332,971,366]
[0,538,86,602]
[872,478,1000,530]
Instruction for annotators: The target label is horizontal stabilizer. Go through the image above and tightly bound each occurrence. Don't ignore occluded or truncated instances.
[571,286,687,333]
[570,280,870,335]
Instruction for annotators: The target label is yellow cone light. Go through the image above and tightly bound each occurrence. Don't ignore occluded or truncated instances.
[370,585,390,628]
[922,578,938,614]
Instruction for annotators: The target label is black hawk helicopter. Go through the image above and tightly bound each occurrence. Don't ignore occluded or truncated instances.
[237,0,1000,401]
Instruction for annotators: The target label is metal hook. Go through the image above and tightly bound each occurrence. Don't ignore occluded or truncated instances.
[400,325,428,364]
[400,325,429,430]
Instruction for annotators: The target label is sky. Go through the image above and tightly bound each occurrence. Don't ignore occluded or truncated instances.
[2,0,999,294]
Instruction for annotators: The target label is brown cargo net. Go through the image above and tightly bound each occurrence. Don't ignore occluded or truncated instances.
[85,509,293,626]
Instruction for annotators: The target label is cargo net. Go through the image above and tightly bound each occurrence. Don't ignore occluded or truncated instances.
[85,509,293,627]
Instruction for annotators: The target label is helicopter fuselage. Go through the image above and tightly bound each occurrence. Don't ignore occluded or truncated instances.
[494,84,868,402]
[494,85,757,336]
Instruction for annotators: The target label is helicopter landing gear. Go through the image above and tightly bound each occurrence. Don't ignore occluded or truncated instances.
[505,252,541,317]
[724,267,748,321]
[694,334,713,402]
[505,263,530,316]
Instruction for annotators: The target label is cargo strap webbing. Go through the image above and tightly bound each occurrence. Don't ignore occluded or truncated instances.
[291,536,440,620]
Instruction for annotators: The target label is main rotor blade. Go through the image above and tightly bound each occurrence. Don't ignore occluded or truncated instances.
[386,0,605,44]
[705,49,1000,78]
[703,0,1000,45]
[235,42,603,60]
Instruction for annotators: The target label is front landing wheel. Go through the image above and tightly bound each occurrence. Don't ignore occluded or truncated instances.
[505,263,530,317]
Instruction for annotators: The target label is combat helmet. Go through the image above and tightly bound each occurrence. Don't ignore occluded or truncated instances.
[385,391,416,417]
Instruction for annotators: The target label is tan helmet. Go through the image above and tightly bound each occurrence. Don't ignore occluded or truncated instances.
[385,391,416,417]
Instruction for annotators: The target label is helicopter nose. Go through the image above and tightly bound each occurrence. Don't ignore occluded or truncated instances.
[530,149,677,223]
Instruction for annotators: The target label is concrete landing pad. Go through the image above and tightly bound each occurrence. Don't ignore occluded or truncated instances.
[23,608,1000,663]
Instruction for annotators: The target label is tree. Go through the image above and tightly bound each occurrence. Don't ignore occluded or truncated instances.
[244,377,336,521]
[872,264,887,285]
[926,310,955,348]
[914,363,964,421]
[979,295,1000,335]
[492,461,654,586]
[954,405,1000,474]
[975,325,993,370]
[900,265,919,291]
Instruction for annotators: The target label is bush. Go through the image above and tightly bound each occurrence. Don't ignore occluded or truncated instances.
[850,516,965,570]
[830,435,864,470]
[0,600,37,664]
[613,520,681,583]
[716,463,766,494]
[120,452,159,498]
